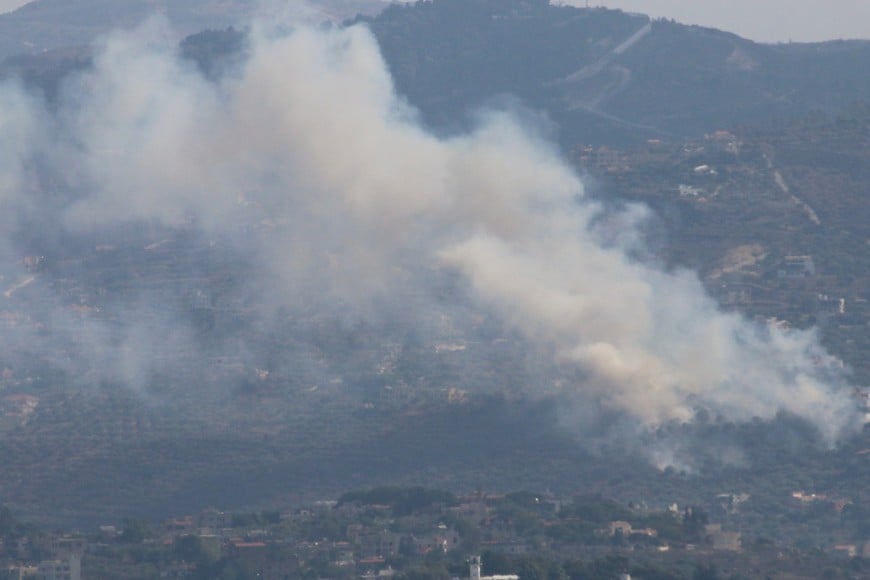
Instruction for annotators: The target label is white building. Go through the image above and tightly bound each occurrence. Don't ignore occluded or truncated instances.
[38,537,84,580]
[37,558,80,580]
[468,555,519,580]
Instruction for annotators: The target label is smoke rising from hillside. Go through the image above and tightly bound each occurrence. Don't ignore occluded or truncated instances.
[0,15,861,444]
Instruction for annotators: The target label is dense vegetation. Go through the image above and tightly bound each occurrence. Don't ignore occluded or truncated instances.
[0,1,865,555]
[3,487,857,579]
[360,0,870,146]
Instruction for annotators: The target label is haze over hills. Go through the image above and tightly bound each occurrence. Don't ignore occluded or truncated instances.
[0,0,386,59]
[5,0,870,147]
[0,0,865,532]
[362,0,870,145]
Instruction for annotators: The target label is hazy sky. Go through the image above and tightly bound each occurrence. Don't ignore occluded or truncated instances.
[0,0,27,13]
[579,1,870,43]
[2,1,868,43]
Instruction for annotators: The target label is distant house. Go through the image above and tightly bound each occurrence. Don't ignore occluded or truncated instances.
[227,540,268,569]
[594,146,622,169]
[357,556,390,578]
[163,516,195,536]
[334,543,354,566]
[37,559,79,580]
[791,491,829,503]
[715,493,750,515]
[198,507,231,530]
[778,255,815,278]
[469,555,519,580]
[5,564,38,579]
[599,520,657,541]
[449,500,491,526]
[832,544,857,558]
[37,538,84,580]
[678,184,702,197]
[356,529,400,558]
[605,521,633,537]
[478,540,531,555]
[413,525,460,554]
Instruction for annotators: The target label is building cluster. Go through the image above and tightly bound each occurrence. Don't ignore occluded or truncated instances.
[4,537,84,580]
[3,480,868,579]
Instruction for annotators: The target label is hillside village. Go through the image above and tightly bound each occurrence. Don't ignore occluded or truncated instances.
[0,3,866,579]
[2,487,869,579]
[573,107,870,388]
[0,105,867,564]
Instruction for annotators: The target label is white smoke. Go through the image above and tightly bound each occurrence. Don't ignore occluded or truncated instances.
[0,14,861,444]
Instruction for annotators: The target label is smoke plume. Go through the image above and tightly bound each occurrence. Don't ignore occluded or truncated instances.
[0,12,861,448]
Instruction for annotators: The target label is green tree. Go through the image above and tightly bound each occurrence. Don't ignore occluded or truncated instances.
[119,518,152,544]
[683,507,709,541]
[693,563,721,580]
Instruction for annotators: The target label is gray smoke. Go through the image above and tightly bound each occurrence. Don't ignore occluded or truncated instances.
[0,12,861,447]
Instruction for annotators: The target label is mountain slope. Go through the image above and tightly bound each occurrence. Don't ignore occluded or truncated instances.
[0,0,386,59]
[362,0,870,145]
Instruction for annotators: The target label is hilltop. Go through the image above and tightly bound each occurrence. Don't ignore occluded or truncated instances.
[361,0,870,145]
[0,0,386,60]
[6,0,870,147]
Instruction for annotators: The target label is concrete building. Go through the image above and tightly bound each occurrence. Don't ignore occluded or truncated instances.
[778,255,816,278]
[37,537,84,580]
[468,555,519,580]
[37,558,79,580]
[4,565,38,580]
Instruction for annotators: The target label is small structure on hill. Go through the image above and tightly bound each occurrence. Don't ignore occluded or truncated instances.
[469,555,519,580]
[778,255,815,278]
